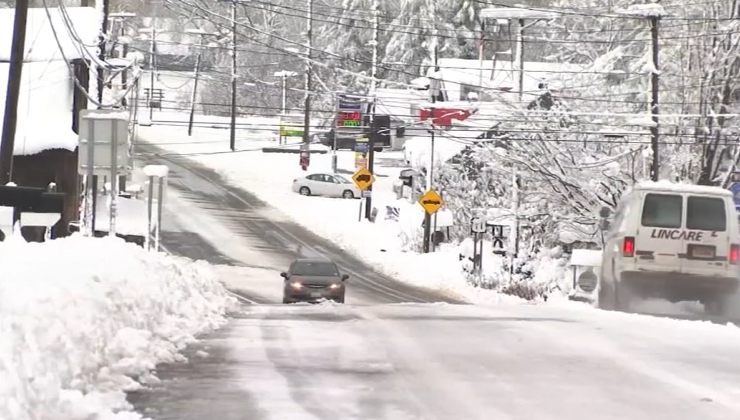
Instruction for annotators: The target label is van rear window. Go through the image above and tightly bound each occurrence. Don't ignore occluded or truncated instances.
[641,193,682,228]
[687,196,726,231]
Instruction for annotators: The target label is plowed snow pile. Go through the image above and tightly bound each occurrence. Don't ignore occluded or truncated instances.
[0,235,236,420]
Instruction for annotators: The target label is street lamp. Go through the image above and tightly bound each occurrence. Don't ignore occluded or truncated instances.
[273,70,298,114]
[137,26,158,120]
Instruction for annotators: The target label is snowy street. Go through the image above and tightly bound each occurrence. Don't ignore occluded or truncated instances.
[5,2,740,418]
[128,141,740,420]
[129,302,740,420]
[138,142,463,305]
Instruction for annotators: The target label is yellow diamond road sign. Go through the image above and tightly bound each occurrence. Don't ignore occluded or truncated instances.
[418,190,443,214]
[352,167,375,190]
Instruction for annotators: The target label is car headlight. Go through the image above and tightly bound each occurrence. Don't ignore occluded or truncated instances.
[329,283,341,289]
[290,282,303,289]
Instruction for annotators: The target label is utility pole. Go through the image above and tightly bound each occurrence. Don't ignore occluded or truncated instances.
[302,0,314,148]
[187,54,202,137]
[187,31,206,136]
[478,21,485,91]
[516,18,525,104]
[147,24,156,121]
[363,0,380,219]
[0,0,30,185]
[229,1,238,151]
[97,0,110,107]
[649,15,660,181]
[421,2,440,253]
[422,52,439,254]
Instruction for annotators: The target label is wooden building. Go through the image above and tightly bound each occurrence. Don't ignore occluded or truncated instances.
[0,7,99,240]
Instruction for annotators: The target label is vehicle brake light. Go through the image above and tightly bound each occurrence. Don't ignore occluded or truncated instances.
[623,237,635,257]
[730,244,739,264]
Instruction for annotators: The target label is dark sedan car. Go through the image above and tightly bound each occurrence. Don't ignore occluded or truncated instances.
[281,258,349,304]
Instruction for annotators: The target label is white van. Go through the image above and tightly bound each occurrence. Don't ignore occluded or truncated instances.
[599,181,740,316]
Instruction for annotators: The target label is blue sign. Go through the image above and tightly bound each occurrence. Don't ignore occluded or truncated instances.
[730,182,740,210]
[354,142,369,152]
[337,94,363,111]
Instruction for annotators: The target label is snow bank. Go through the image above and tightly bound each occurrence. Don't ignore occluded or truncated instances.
[0,235,237,420]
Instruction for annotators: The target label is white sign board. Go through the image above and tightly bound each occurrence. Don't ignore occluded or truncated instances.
[471,217,486,233]
[78,109,131,176]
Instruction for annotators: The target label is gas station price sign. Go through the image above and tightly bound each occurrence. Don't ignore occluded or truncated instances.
[338,111,361,127]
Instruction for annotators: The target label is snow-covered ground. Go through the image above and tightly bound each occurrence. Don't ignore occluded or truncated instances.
[137,111,533,304]
[0,233,236,420]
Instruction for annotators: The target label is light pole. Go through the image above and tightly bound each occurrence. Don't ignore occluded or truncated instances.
[137,26,156,120]
[273,70,298,115]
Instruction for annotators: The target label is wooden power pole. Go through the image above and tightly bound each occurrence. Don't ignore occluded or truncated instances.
[0,0,30,184]
[301,0,314,148]
[649,15,661,181]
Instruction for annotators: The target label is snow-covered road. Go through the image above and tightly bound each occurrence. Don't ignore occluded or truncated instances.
[137,143,463,306]
[128,141,740,420]
[129,302,740,420]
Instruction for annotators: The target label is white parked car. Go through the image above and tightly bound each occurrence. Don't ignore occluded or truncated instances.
[292,173,361,199]
[599,181,740,316]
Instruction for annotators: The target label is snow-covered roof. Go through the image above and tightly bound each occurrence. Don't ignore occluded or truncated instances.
[374,88,427,122]
[0,61,78,156]
[437,58,581,96]
[617,4,667,18]
[569,249,602,267]
[480,7,558,20]
[136,18,205,55]
[630,180,732,197]
[0,7,99,62]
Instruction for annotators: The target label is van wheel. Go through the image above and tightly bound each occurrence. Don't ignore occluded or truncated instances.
[704,299,723,317]
[704,293,736,317]
[597,280,616,311]
[614,281,634,312]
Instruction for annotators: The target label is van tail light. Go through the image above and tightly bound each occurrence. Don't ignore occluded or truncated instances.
[623,237,635,257]
[730,244,739,264]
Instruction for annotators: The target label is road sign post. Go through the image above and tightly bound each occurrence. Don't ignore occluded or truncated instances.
[77,110,131,237]
[352,167,375,221]
[354,136,369,169]
[470,217,486,276]
[418,190,443,215]
[299,142,310,170]
[418,190,443,252]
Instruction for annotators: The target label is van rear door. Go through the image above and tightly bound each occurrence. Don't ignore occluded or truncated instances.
[637,192,684,273]
[680,195,729,276]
